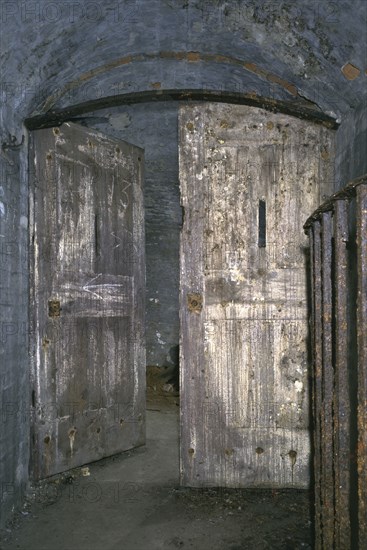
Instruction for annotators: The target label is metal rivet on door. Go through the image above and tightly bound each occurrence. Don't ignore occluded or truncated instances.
[48,300,61,317]
[187,293,202,313]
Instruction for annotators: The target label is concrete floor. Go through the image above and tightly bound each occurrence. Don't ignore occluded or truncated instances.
[0,400,313,550]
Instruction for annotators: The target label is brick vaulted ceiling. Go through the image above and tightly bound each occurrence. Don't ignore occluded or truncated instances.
[1,0,366,124]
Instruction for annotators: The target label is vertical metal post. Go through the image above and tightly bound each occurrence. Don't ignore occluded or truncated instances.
[311,221,323,549]
[305,177,367,550]
[321,210,335,548]
[333,199,351,548]
[356,184,367,549]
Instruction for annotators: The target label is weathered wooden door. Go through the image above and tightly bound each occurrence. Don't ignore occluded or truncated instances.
[30,122,145,479]
[179,103,334,487]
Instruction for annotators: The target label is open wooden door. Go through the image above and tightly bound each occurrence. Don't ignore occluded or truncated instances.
[179,103,334,488]
[29,122,145,479]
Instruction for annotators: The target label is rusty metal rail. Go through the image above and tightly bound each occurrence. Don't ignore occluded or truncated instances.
[304,174,367,550]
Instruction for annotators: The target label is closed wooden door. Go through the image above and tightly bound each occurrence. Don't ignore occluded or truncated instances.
[179,103,333,487]
[30,122,145,479]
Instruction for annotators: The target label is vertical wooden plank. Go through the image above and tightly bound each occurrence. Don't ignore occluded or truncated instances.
[132,150,146,435]
[179,105,207,486]
[311,221,323,550]
[356,184,367,549]
[333,199,351,548]
[320,210,335,548]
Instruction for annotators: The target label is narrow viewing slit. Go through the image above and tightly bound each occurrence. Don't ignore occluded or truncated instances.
[258,199,266,248]
[95,212,99,256]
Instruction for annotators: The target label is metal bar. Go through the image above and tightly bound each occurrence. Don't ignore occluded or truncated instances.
[311,222,323,549]
[356,184,367,549]
[304,174,367,231]
[333,199,351,548]
[321,210,335,548]
[307,181,367,549]
[24,88,340,131]
[309,228,317,444]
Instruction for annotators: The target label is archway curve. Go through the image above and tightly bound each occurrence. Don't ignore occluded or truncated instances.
[25,88,338,131]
